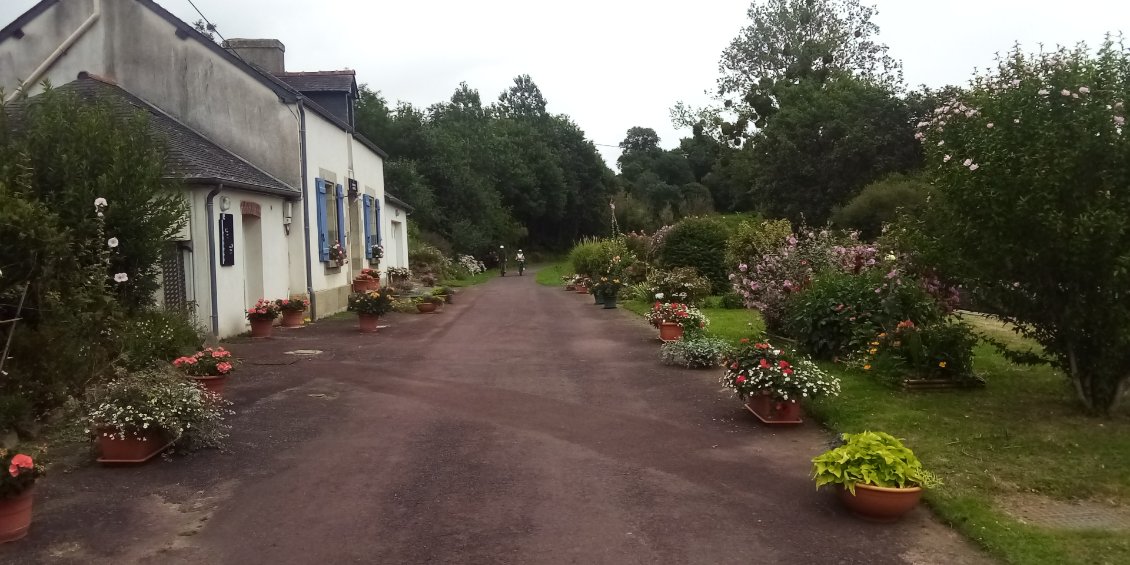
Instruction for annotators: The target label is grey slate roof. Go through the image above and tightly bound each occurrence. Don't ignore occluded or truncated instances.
[276,71,358,94]
[55,75,299,197]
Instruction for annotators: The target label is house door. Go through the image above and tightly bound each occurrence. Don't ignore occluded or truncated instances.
[242,215,264,308]
[390,220,404,267]
[349,199,363,278]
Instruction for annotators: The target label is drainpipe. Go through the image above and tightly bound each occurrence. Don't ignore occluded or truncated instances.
[205,184,224,337]
[298,98,317,319]
[5,0,102,103]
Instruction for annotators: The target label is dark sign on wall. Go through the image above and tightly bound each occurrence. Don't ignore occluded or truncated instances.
[347,178,359,199]
[219,213,235,267]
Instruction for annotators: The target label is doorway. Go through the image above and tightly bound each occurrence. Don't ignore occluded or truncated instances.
[242,214,264,308]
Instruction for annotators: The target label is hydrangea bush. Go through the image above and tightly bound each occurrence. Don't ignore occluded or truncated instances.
[912,39,1130,413]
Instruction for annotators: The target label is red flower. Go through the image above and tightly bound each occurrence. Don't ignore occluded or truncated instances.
[736,375,747,384]
[8,454,33,477]
[783,368,793,376]
[778,360,790,369]
[740,338,749,344]
[759,358,770,369]
[730,362,739,370]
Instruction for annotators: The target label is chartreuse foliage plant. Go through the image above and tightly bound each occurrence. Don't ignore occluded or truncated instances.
[812,431,941,494]
[910,39,1130,414]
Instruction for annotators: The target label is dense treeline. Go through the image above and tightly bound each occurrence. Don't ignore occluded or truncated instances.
[355,76,615,254]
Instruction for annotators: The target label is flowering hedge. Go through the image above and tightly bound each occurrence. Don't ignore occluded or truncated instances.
[912,40,1130,413]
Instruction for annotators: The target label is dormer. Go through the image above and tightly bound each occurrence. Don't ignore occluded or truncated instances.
[275,70,359,127]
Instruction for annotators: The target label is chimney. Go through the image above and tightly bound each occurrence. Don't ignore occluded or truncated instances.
[222,38,285,74]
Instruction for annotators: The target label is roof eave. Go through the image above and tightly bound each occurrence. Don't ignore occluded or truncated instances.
[179,177,302,199]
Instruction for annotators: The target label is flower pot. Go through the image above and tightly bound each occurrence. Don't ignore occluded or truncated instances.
[96,428,170,463]
[659,322,683,342]
[189,374,228,397]
[564,285,576,291]
[352,279,379,293]
[358,313,380,333]
[603,295,618,309]
[0,488,34,543]
[280,309,306,328]
[837,483,923,522]
[744,393,803,425]
[576,285,588,294]
[416,302,437,314]
[593,293,603,305]
[249,317,273,338]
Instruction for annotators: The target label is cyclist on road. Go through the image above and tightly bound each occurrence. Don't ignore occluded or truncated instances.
[516,249,526,276]
[498,245,507,276]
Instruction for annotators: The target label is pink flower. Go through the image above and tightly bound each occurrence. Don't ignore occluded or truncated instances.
[943,154,952,162]
[735,375,747,384]
[969,164,979,171]
[1079,86,1090,94]
[1061,89,1071,96]
[963,159,973,167]
[1115,116,1126,126]
[216,362,233,374]
[8,454,33,477]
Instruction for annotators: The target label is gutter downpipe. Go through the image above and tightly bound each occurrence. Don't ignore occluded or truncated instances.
[205,184,223,337]
[5,0,102,103]
[298,97,317,319]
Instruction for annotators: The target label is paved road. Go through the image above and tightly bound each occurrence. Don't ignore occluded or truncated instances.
[4,272,991,564]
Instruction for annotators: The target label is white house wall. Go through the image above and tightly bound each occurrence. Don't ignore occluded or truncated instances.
[0,0,302,187]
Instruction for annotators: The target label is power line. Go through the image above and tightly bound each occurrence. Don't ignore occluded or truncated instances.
[185,0,233,50]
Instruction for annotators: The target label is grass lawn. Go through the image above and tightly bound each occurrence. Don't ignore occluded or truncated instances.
[440,268,499,288]
[621,298,764,343]
[535,260,574,286]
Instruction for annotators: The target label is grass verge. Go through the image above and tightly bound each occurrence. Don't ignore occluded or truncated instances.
[440,269,499,288]
[535,260,574,286]
[621,298,764,343]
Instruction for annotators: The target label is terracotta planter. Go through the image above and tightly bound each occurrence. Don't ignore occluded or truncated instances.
[575,285,589,294]
[96,428,170,464]
[249,317,273,338]
[280,309,306,328]
[189,374,228,397]
[416,302,438,314]
[564,285,576,291]
[352,279,379,293]
[0,488,34,543]
[838,483,923,522]
[744,393,803,425]
[358,313,380,333]
[659,322,683,342]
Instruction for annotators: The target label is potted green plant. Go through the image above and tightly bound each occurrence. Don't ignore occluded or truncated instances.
[0,450,44,542]
[347,289,393,332]
[414,294,443,314]
[87,368,231,464]
[720,340,840,424]
[276,295,310,328]
[173,347,236,396]
[431,286,455,304]
[645,302,709,342]
[563,274,577,291]
[245,298,281,338]
[812,431,942,522]
[591,277,608,305]
[602,277,624,309]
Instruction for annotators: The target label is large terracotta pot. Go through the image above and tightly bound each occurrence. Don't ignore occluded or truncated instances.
[358,313,380,333]
[564,284,576,291]
[189,374,228,397]
[0,488,34,543]
[416,302,437,314]
[575,285,589,294]
[249,317,273,338]
[744,392,803,424]
[838,483,923,522]
[96,428,169,463]
[659,322,683,342]
[352,279,379,293]
[280,309,305,328]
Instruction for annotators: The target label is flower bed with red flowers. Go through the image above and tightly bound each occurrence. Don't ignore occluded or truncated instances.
[720,340,840,403]
[173,347,236,377]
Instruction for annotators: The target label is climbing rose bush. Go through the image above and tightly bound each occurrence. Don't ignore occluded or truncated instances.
[913,40,1130,414]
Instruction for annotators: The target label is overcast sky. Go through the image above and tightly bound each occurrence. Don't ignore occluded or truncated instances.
[2,1,1128,166]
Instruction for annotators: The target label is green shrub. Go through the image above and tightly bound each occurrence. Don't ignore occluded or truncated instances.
[782,269,941,359]
[725,218,792,268]
[408,244,451,281]
[646,268,712,305]
[568,237,604,277]
[831,174,928,240]
[658,216,731,294]
[569,237,632,278]
[660,337,732,369]
[861,319,980,385]
[118,309,206,370]
[719,292,745,309]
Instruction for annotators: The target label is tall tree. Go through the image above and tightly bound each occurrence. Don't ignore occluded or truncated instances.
[495,74,548,119]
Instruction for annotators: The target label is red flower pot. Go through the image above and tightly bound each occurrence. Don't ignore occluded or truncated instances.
[659,322,683,342]
[249,317,273,338]
[744,392,803,425]
[575,285,588,294]
[96,428,169,463]
[838,484,923,522]
[0,488,34,543]
[189,374,228,397]
[280,310,305,328]
[416,303,437,314]
[358,313,380,333]
[564,285,576,291]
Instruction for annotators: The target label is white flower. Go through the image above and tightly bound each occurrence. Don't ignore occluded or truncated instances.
[655,293,664,300]
[94,197,108,209]
[1115,116,1126,126]
[986,123,994,128]
[943,155,952,162]
[1014,118,1020,124]
[1011,79,1021,87]
[914,132,925,140]
[963,159,973,167]
[113,272,129,283]
[1038,89,1049,96]
[1072,93,1079,99]
[107,237,119,248]
[1061,89,1071,96]
[1079,86,1090,94]
[969,164,979,171]
[937,140,944,146]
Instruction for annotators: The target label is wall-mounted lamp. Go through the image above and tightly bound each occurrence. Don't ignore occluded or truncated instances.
[220,196,231,211]
[282,201,293,235]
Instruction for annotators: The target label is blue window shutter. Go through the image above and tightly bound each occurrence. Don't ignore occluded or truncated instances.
[315,178,329,262]
[335,184,346,247]
[362,195,373,258]
[375,199,383,245]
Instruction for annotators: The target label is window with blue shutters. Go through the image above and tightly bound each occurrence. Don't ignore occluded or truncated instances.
[362,194,373,259]
[315,178,329,262]
[334,184,346,250]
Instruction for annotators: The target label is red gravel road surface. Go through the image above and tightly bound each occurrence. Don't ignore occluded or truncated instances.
[0,272,993,565]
